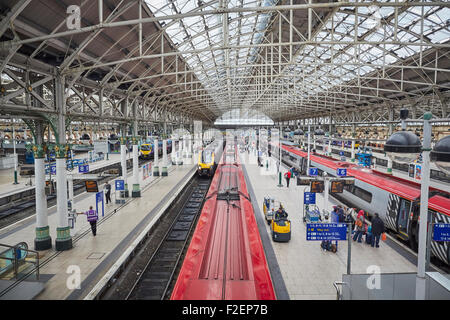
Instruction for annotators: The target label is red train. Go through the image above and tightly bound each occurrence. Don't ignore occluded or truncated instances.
[171,143,276,300]
[277,143,450,266]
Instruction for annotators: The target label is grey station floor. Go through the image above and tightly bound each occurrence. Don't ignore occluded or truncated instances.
[240,150,417,300]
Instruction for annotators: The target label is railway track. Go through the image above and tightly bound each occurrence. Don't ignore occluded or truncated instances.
[0,156,159,229]
[99,175,212,300]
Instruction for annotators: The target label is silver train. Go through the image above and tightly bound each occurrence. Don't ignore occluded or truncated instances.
[273,143,450,267]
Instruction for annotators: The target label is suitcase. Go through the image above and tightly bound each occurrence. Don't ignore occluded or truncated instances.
[365,233,372,245]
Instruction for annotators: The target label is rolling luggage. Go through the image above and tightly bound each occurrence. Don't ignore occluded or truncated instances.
[365,233,372,245]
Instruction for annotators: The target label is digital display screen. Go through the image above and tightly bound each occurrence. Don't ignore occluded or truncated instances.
[85,180,99,193]
[297,178,310,186]
[331,181,344,193]
[344,179,355,185]
[310,180,324,193]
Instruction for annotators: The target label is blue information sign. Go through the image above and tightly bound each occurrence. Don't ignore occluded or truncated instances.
[336,168,347,177]
[306,223,348,241]
[115,179,125,191]
[304,192,316,205]
[78,164,89,173]
[50,165,56,175]
[308,168,318,176]
[433,223,450,242]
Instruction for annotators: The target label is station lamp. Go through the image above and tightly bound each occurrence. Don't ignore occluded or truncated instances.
[384,111,450,300]
[430,135,450,175]
[314,128,325,136]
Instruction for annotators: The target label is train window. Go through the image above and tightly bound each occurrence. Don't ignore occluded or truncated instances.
[344,184,372,203]
[375,158,388,167]
[393,161,409,173]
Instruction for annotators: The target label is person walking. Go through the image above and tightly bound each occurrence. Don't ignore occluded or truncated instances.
[284,170,292,187]
[353,214,365,243]
[77,206,98,236]
[104,181,112,204]
[371,213,385,248]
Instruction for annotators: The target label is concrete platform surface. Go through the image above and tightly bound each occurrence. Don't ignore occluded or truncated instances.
[241,151,417,300]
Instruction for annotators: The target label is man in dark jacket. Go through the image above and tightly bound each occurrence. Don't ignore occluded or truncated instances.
[371,213,385,248]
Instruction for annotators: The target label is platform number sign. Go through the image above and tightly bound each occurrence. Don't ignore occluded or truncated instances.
[336,168,347,177]
[304,192,316,205]
[50,165,56,175]
[308,168,318,176]
[78,164,89,173]
[115,180,125,191]
[433,224,450,242]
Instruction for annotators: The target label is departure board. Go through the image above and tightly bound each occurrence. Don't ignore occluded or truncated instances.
[297,178,310,186]
[310,180,324,193]
[331,181,344,193]
[85,180,99,193]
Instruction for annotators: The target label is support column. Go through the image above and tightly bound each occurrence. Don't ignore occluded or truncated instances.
[178,137,184,165]
[34,145,51,250]
[153,138,160,176]
[55,144,72,251]
[387,107,394,174]
[120,137,129,197]
[132,136,141,197]
[162,139,168,176]
[54,75,72,251]
[416,112,433,300]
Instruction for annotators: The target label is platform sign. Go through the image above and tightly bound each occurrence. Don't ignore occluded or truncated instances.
[50,165,56,175]
[85,180,99,193]
[308,168,318,176]
[433,224,450,242]
[306,223,348,241]
[78,164,89,173]
[96,191,104,217]
[115,179,124,191]
[297,177,310,186]
[331,180,345,193]
[304,192,316,205]
[310,180,324,193]
[336,168,347,177]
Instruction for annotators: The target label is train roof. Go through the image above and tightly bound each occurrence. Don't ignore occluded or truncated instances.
[429,195,450,216]
[282,145,450,214]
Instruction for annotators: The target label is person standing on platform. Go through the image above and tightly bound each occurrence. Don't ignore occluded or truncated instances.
[284,170,292,187]
[104,181,112,204]
[371,213,385,248]
[353,215,365,243]
[77,206,98,236]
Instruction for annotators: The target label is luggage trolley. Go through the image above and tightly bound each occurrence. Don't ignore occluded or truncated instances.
[302,191,321,223]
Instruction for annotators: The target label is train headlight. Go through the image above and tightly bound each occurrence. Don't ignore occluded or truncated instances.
[384,131,421,164]
[431,135,450,175]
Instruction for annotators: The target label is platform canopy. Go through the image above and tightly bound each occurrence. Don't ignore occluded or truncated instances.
[0,0,449,125]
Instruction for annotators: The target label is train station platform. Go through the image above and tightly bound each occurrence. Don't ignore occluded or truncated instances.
[0,160,195,300]
[240,151,418,300]
[0,153,123,198]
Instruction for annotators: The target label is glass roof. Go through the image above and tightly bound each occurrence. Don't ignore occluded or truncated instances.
[143,0,449,121]
[214,108,274,125]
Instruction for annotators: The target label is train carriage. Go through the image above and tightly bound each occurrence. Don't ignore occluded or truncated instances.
[276,143,450,266]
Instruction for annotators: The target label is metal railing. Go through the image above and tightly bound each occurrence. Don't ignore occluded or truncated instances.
[0,242,40,282]
[333,281,347,300]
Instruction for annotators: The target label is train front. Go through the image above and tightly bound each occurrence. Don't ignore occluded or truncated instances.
[197,149,215,176]
[139,143,152,159]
